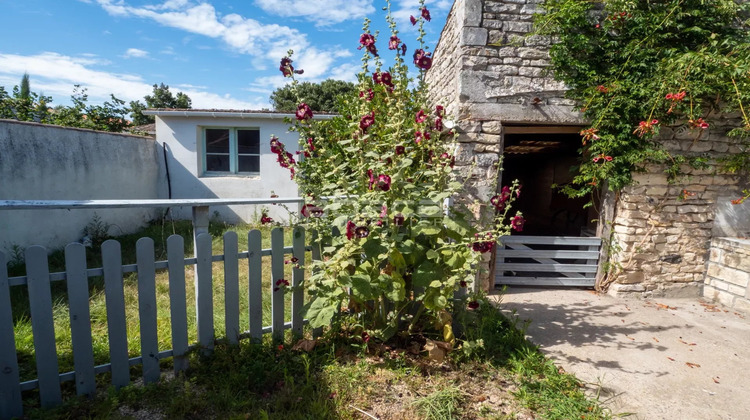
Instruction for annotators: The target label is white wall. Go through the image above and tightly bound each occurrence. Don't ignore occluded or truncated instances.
[0,120,166,253]
[156,114,301,223]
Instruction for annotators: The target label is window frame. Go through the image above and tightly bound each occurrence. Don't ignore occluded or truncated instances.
[201,126,261,176]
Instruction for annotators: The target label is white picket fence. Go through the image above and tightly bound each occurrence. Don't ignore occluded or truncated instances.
[0,226,313,419]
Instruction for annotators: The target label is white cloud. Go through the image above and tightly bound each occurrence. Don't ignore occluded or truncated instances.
[0,52,267,110]
[93,0,355,80]
[124,48,149,58]
[253,0,374,26]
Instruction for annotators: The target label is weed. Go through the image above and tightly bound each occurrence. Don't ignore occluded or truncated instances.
[413,385,465,420]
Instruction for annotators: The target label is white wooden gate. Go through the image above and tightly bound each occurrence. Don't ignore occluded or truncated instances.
[494,236,601,287]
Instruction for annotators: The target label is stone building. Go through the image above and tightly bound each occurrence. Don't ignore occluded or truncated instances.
[426,0,750,304]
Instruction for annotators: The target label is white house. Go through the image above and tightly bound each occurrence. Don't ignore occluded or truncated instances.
[143,109,334,224]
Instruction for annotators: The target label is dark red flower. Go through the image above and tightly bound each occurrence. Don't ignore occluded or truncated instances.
[377,174,391,191]
[306,137,315,151]
[511,215,525,232]
[261,210,274,225]
[301,204,323,218]
[401,43,407,55]
[296,103,313,121]
[388,35,401,50]
[279,57,294,77]
[415,131,424,144]
[270,136,283,154]
[460,280,467,288]
[359,88,375,101]
[360,111,375,132]
[346,220,356,240]
[395,145,405,155]
[434,118,443,131]
[393,214,405,226]
[410,15,417,25]
[415,109,427,123]
[435,105,444,117]
[355,226,370,238]
[468,301,480,310]
[421,7,431,21]
[416,55,432,70]
[516,184,522,198]
[358,33,378,56]
[380,72,393,87]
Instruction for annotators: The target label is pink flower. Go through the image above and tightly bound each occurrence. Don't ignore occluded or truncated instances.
[511,215,525,232]
[377,174,392,191]
[360,111,375,132]
[415,109,427,123]
[410,15,417,25]
[346,220,356,240]
[380,205,388,218]
[388,35,401,50]
[415,131,424,144]
[516,184,522,198]
[421,7,431,21]
[296,103,313,121]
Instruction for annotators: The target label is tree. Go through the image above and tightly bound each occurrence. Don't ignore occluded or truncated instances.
[48,85,130,132]
[270,79,356,113]
[0,74,52,122]
[129,83,192,125]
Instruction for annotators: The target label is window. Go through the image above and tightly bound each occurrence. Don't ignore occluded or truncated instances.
[202,128,260,175]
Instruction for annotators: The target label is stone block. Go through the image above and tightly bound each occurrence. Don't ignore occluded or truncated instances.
[481,121,503,134]
[464,0,483,26]
[733,297,750,314]
[462,27,488,46]
[519,67,544,77]
[506,21,534,33]
[484,2,520,13]
[728,283,746,296]
[721,252,750,271]
[706,263,750,287]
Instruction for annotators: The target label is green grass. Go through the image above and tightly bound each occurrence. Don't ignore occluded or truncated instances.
[8,219,306,384]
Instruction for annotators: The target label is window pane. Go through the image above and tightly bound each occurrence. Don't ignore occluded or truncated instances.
[238,155,260,173]
[206,154,230,172]
[237,129,260,154]
[206,129,230,153]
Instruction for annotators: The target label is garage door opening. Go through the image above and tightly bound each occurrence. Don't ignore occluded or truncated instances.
[495,126,601,287]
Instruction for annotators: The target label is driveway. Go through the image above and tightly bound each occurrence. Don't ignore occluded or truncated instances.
[494,287,750,420]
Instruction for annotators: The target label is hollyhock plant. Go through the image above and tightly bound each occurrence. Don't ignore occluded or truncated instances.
[274,0,521,344]
[421,7,431,21]
[296,103,313,121]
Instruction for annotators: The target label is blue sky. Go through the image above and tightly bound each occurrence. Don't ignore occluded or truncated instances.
[0,0,451,111]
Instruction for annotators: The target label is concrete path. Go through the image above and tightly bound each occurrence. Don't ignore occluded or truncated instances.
[494,287,750,420]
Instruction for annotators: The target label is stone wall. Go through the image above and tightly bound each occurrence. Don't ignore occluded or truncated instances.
[606,117,747,298]
[703,237,750,313]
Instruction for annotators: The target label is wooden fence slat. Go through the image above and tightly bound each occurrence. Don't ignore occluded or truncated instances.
[497,249,600,259]
[167,235,189,373]
[291,227,305,336]
[102,240,130,389]
[64,243,96,397]
[309,230,323,339]
[247,230,263,342]
[499,236,602,246]
[223,232,240,344]
[497,263,597,273]
[495,277,596,287]
[136,238,160,384]
[25,245,62,408]
[271,228,285,342]
[0,251,23,419]
[195,233,214,353]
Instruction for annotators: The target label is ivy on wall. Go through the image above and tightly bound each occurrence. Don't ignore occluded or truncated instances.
[535,0,750,203]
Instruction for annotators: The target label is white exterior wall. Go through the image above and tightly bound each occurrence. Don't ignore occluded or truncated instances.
[155,114,301,223]
[0,120,166,253]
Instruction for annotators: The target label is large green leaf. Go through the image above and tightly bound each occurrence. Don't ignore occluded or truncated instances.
[304,296,338,328]
[413,261,441,288]
[350,274,375,300]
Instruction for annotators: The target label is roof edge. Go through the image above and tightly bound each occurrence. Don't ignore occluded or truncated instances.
[142,109,336,120]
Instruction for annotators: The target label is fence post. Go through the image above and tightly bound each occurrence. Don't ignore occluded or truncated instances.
[291,226,305,337]
[247,230,263,343]
[0,251,23,419]
[65,243,96,398]
[167,235,189,373]
[271,228,285,342]
[102,240,130,389]
[223,231,240,345]
[25,246,62,408]
[136,238,160,384]
[195,233,214,354]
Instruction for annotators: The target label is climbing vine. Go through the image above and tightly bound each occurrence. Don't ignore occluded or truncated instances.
[535,0,750,203]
